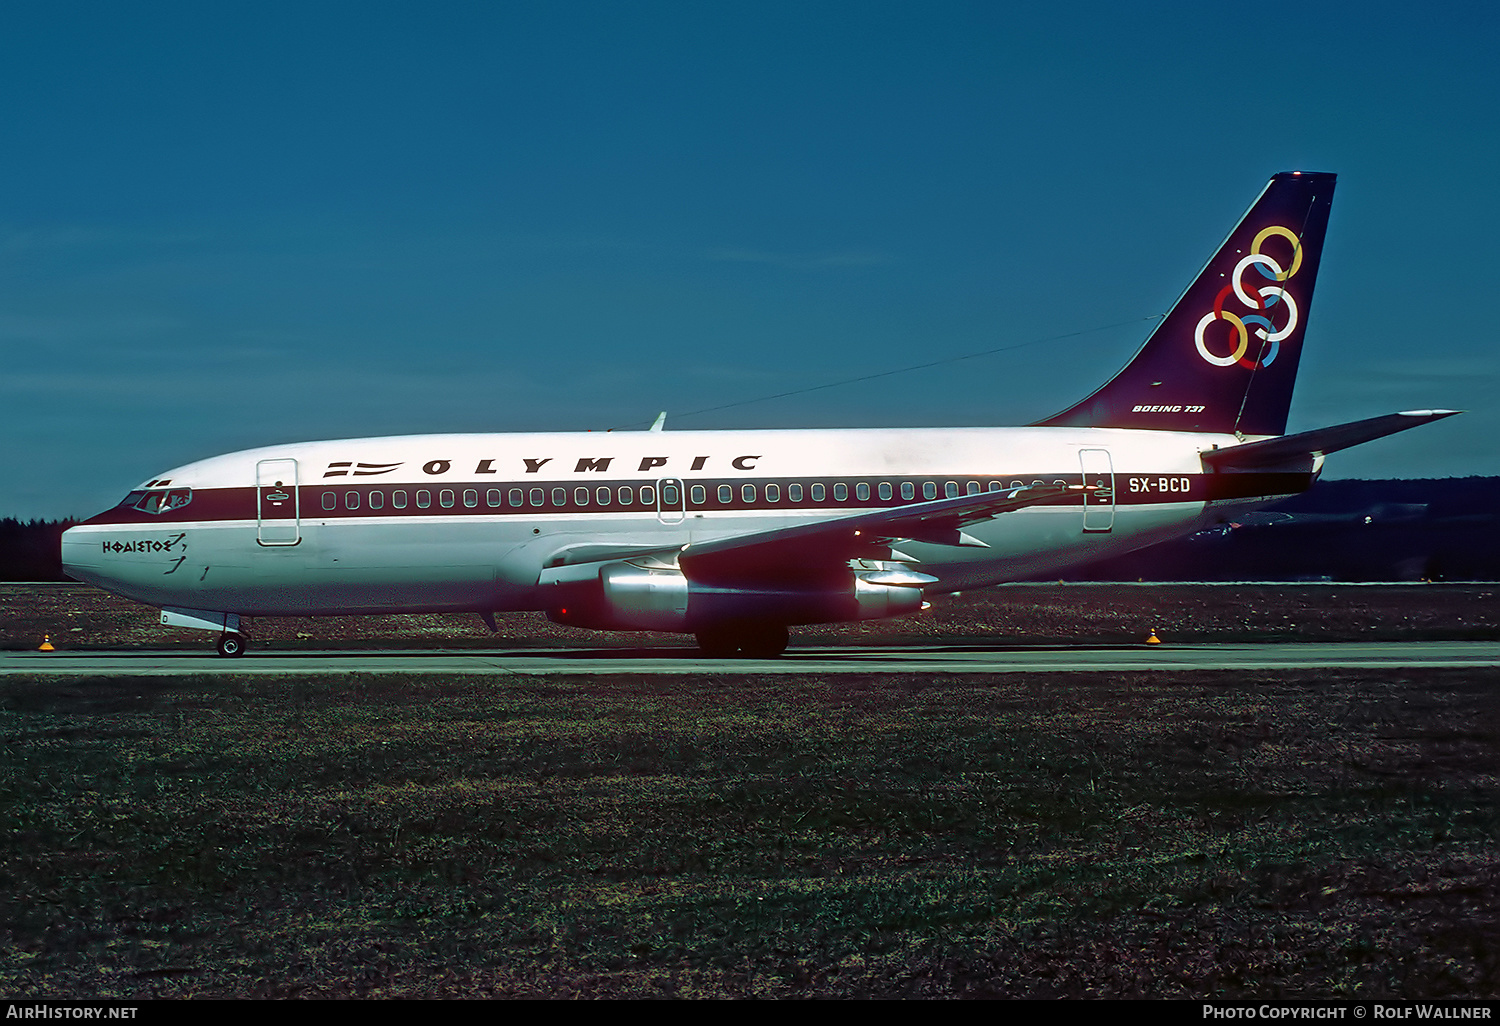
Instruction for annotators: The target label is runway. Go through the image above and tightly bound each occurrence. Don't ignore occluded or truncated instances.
[3,641,1499,676]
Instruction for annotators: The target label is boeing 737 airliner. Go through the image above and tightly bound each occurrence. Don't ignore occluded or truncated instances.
[61,172,1457,656]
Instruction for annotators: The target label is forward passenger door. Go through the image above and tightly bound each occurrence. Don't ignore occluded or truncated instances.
[256,458,301,545]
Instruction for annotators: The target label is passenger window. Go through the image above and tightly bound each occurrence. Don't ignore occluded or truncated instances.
[509,488,523,507]
[927,482,940,500]
[811,483,826,502]
[529,488,544,507]
[393,490,408,508]
[598,486,613,505]
[833,483,848,501]
[662,483,680,505]
[766,483,780,502]
[878,482,892,501]
[551,487,566,506]
[900,482,914,500]
[463,489,478,508]
[988,482,1001,492]
[788,483,803,502]
[855,483,870,501]
[618,486,634,505]
[690,485,706,505]
[718,484,733,503]
[417,490,431,508]
[345,491,360,510]
[369,491,385,510]
[487,489,501,507]
[741,483,756,503]
[968,481,981,495]
[639,485,655,505]
[574,487,589,506]
[322,491,336,511]
[440,490,456,508]
[1010,480,1024,490]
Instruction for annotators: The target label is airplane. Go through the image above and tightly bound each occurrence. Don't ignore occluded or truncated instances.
[60,171,1459,658]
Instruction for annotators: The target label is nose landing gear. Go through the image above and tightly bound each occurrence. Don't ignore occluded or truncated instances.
[160,608,249,658]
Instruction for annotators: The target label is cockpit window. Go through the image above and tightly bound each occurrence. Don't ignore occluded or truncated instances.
[122,488,193,515]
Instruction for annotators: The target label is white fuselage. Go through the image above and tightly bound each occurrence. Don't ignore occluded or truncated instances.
[61,424,1303,622]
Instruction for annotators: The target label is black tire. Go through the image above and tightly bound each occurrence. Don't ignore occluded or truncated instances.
[216,632,247,658]
[695,625,739,658]
[737,622,789,659]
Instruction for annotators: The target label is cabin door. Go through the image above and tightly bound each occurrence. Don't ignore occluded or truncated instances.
[656,478,686,525]
[1078,448,1115,533]
[256,458,301,546]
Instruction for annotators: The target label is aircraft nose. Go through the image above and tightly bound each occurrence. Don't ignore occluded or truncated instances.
[60,525,105,586]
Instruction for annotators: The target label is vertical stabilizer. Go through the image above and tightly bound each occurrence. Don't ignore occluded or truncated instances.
[1036,171,1336,436]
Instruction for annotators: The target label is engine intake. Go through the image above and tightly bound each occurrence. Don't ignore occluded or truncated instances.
[546,560,929,632]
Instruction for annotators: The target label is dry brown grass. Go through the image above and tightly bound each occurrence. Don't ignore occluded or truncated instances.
[4,582,1499,653]
[2,666,1497,998]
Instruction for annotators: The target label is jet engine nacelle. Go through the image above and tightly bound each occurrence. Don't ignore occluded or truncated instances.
[546,561,928,633]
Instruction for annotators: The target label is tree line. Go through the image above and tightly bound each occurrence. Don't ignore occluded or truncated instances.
[0,519,78,582]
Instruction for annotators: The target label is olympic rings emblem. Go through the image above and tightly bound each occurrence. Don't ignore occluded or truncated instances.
[1194,225,1303,369]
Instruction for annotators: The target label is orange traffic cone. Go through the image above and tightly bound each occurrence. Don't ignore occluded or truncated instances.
[1144,629,1162,645]
[38,634,55,651]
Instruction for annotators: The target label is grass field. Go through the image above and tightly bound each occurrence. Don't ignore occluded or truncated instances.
[5,582,1500,654]
[3,666,1497,998]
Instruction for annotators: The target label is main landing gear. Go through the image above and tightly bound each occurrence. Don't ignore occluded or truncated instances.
[695,622,789,659]
[216,632,248,658]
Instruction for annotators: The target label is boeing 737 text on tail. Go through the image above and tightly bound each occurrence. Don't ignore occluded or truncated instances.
[62,172,1458,657]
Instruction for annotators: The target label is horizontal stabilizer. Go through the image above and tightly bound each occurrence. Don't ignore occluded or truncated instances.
[1202,410,1461,471]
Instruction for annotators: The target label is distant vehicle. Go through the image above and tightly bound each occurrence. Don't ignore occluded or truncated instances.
[1193,502,1431,538]
[62,172,1457,656]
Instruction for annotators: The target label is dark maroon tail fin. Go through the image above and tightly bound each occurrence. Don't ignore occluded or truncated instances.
[1036,171,1336,436]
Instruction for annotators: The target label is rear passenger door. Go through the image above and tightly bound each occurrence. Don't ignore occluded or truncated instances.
[1078,449,1115,533]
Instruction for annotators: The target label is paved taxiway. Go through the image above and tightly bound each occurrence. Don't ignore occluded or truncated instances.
[2,642,1498,676]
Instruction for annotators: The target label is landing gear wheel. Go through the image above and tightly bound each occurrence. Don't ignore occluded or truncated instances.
[216,632,247,658]
[738,623,789,659]
[696,622,790,658]
[695,625,739,659]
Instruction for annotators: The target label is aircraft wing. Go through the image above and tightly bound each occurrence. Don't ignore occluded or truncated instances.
[679,483,1087,584]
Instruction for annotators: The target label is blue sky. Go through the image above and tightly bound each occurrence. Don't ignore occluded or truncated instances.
[4,1,1497,519]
